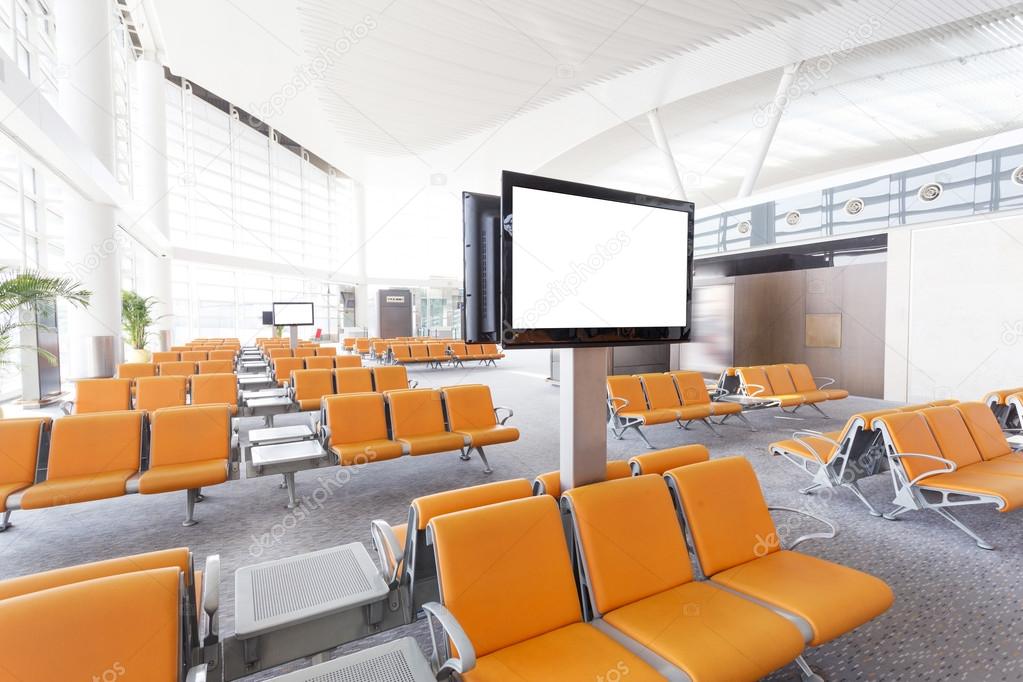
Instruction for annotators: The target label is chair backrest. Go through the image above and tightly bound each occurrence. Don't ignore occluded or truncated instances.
[73,379,132,414]
[180,351,207,362]
[429,495,581,657]
[323,393,391,458]
[0,417,47,488]
[190,373,238,409]
[170,346,189,352]
[482,343,500,355]
[273,358,304,384]
[198,359,234,374]
[303,356,335,370]
[355,338,371,352]
[533,460,631,497]
[292,369,335,402]
[391,344,412,360]
[637,373,681,410]
[737,366,773,396]
[151,351,179,364]
[606,375,648,411]
[920,406,984,469]
[670,371,711,406]
[371,340,388,354]
[956,401,1013,460]
[373,365,409,392]
[468,344,485,356]
[387,389,447,437]
[765,365,798,395]
[158,361,196,377]
[873,411,947,480]
[208,349,235,361]
[409,343,429,358]
[294,347,316,358]
[785,363,818,393]
[427,342,447,357]
[629,444,709,476]
[342,337,355,349]
[442,384,497,431]
[448,342,467,356]
[116,363,157,381]
[268,348,292,360]
[334,354,362,368]
[0,567,182,681]
[135,376,188,412]
[333,367,374,394]
[666,457,779,576]
[150,405,229,467]
[564,475,692,616]
[48,411,143,478]
[315,347,337,356]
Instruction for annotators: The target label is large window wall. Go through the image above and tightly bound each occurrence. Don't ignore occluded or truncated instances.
[165,78,356,343]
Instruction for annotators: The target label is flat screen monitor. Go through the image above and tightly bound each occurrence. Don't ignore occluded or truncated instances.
[501,171,694,348]
[272,302,314,326]
[261,310,273,325]
[462,191,501,343]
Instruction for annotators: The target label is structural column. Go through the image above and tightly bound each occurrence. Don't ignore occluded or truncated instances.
[352,180,370,331]
[56,0,121,377]
[134,54,173,351]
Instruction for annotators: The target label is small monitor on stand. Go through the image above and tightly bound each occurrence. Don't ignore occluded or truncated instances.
[271,302,315,350]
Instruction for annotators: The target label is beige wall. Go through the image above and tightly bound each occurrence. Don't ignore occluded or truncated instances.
[732,262,887,398]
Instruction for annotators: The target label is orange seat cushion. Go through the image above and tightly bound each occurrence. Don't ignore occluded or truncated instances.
[712,550,894,646]
[331,440,404,466]
[20,469,135,509]
[139,459,228,494]
[463,622,663,682]
[709,401,742,416]
[915,466,1023,511]
[825,389,849,400]
[771,434,841,464]
[399,432,467,455]
[620,408,678,425]
[455,425,520,447]
[604,581,804,681]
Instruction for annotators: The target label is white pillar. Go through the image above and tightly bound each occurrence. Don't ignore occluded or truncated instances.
[646,108,686,201]
[134,55,173,350]
[737,61,803,199]
[352,181,369,330]
[559,347,609,491]
[56,0,121,377]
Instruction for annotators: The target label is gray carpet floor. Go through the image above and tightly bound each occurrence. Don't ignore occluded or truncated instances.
[3,349,1022,681]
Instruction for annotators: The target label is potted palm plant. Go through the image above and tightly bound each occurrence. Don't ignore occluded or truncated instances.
[0,267,91,415]
[121,290,162,363]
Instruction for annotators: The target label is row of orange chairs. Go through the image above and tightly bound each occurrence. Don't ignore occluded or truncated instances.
[265,346,338,360]
[272,355,362,386]
[0,405,232,530]
[65,374,241,415]
[291,366,414,408]
[116,359,234,379]
[151,350,237,363]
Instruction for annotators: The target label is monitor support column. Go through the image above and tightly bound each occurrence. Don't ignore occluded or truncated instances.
[559,347,608,492]
[289,325,298,351]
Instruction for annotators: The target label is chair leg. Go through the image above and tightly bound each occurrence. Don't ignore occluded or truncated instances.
[882,505,912,521]
[475,447,493,474]
[459,447,471,461]
[931,507,994,549]
[195,487,205,502]
[632,424,655,449]
[843,480,882,517]
[0,510,11,531]
[795,655,824,682]
[698,418,722,438]
[808,402,830,419]
[734,411,757,432]
[800,482,824,495]
[183,489,199,527]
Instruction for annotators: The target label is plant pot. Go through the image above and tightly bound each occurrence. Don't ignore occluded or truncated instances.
[126,348,151,363]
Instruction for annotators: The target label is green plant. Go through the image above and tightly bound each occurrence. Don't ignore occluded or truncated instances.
[121,290,163,350]
[273,325,284,338]
[0,267,91,368]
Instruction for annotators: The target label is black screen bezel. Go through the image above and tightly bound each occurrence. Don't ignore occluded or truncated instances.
[500,171,694,349]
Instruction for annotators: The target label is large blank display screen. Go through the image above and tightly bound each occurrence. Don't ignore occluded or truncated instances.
[272,302,314,326]
[501,171,693,348]
[511,186,688,329]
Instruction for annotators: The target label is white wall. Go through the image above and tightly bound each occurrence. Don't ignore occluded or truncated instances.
[885,211,1023,403]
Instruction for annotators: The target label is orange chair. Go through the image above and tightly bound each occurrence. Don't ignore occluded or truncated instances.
[209,349,236,361]
[532,460,632,497]
[292,369,336,411]
[158,361,197,377]
[294,347,316,359]
[334,367,374,394]
[198,359,234,374]
[303,356,335,371]
[268,348,292,360]
[19,411,143,510]
[334,355,362,368]
[273,357,304,387]
[139,405,231,526]
[315,346,338,356]
[191,373,240,416]
[441,384,518,473]
[628,443,710,476]
[65,378,132,415]
[386,389,466,457]
[322,393,404,466]
[116,362,157,381]
[372,365,414,392]
[152,351,179,364]
[180,351,208,362]
[0,417,49,531]
[606,375,678,448]
[134,376,188,412]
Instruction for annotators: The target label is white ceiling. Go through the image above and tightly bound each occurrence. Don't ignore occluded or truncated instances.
[541,6,1023,211]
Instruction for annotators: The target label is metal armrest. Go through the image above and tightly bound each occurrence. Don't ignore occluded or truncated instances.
[423,601,476,677]
[319,423,332,449]
[201,555,220,646]
[706,385,727,398]
[814,376,837,389]
[185,664,208,682]
[792,430,840,467]
[60,400,73,416]
[370,519,403,583]
[493,406,513,425]
[768,506,837,549]
[744,383,766,397]
[409,379,419,389]
[607,396,630,418]
[888,452,958,486]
